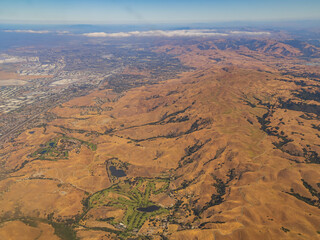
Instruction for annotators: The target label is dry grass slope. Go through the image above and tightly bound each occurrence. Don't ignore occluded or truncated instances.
[0,39,320,239]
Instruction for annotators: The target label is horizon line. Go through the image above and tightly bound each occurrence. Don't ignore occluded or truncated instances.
[1,18,320,26]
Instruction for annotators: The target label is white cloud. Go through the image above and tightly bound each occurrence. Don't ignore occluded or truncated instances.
[82,29,271,38]
[3,29,270,37]
[230,31,271,35]
[82,29,229,38]
[3,30,72,35]
[82,32,109,37]
[4,30,50,34]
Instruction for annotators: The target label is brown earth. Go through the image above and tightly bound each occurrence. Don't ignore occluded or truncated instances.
[0,39,320,239]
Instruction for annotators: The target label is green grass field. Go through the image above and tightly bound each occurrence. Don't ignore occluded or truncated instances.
[30,136,97,160]
[89,178,170,231]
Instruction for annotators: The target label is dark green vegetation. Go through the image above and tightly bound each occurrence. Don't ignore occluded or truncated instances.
[257,109,295,151]
[255,96,320,164]
[281,226,290,233]
[279,98,320,116]
[114,102,213,143]
[179,139,211,167]
[293,89,320,102]
[276,81,320,116]
[288,179,320,209]
[203,177,226,210]
[204,146,227,165]
[312,124,320,131]
[201,173,234,212]
[193,170,236,217]
[303,149,320,164]
[50,221,78,240]
[55,125,103,137]
[30,138,68,160]
[88,178,170,231]
[30,136,96,160]
[20,218,38,228]
[124,117,211,143]
[301,179,320,200]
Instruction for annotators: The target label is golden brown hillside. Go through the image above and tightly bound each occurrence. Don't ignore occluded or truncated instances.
[0,38,320,240]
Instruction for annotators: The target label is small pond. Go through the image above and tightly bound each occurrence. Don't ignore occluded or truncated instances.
[109,166,126,178]
[137,205,160,212]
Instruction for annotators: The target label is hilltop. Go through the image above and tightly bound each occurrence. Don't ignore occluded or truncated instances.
[0,36,320,239]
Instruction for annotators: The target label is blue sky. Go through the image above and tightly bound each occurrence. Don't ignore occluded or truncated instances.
[1,0,320,24]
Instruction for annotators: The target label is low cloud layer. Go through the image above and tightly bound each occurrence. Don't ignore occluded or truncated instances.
[229,31,271,35]
[4,30,51,34]
[4,30,70,34]
[83,29,271,38]
[3,29,271,37]
[83,30,229,38]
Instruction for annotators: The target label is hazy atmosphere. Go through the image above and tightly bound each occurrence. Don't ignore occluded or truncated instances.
[0,1,320,240]
[1,0,320,24]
